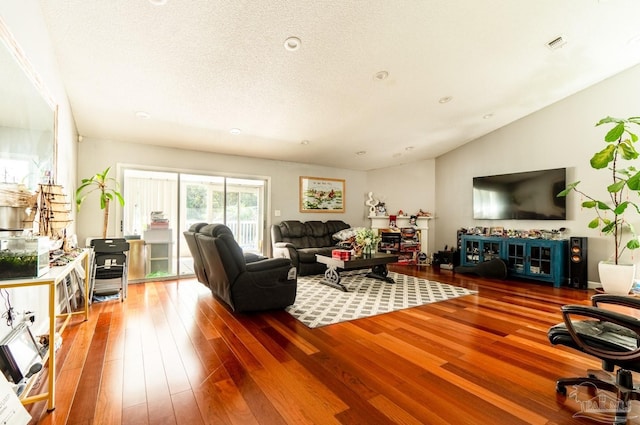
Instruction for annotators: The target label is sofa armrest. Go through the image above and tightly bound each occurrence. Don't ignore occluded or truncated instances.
[272,243,299,264]
[246,257,293,272]
[244,252,267,263]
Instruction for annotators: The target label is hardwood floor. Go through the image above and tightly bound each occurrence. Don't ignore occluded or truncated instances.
[24,266,640,424]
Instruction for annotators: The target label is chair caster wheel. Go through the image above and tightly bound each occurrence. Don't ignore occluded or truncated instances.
[556,383,567,396]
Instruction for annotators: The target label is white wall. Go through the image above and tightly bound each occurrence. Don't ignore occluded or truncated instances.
[76,138,370,248]
[367,159,436,253]
[435,63,640,284]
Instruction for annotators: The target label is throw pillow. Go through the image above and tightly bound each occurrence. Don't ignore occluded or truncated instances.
[332,227,357,241]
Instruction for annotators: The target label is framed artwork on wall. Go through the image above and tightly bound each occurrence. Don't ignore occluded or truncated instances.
[299,176,345,213]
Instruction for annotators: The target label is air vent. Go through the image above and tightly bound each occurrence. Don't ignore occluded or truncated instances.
[547,36,566,50]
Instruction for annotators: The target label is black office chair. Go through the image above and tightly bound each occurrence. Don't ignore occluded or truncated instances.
[548,294,640,423]
[90,238,130,302]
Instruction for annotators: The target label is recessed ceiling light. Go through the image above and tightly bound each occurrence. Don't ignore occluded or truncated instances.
[148,0,168,5]
[438,96,453,104]
[374,71,389,81]
[356,151,366,156]
[405,146,414,151]
[301,140,310,145]
[230,128,242,135]
[483,113,494,119]
[135,111,150,119]
[284,36,301,51]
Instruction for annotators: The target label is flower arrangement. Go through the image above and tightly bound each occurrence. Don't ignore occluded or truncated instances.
[355,227,381,254]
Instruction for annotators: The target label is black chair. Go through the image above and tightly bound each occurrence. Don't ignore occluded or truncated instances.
[90,238,130,302]
[185,223,297,313]
[183,223,209,286]
[548,294,640,423]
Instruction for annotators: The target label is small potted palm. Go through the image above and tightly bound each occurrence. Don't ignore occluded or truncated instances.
[558,116,640,294]
[75,166,125,239]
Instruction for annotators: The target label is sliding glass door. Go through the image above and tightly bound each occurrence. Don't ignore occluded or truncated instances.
[122,168,266,279]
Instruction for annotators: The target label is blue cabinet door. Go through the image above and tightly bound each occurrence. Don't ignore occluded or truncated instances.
[506,240,527,276]
[461,235,504,266]
[505,238,567,287]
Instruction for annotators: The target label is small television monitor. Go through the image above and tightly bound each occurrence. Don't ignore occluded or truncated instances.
[473,168,566,220]
[0,322,42,383]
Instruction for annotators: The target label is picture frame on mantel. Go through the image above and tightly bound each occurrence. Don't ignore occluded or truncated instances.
[299,176,345,213]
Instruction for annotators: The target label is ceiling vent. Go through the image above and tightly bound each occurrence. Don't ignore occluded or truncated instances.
[547,36,566,50]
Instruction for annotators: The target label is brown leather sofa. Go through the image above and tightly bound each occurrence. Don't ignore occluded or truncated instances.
[271,220,350,276]
[184,223,297,312]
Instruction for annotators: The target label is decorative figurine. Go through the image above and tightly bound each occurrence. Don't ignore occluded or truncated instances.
[365,192,378,215]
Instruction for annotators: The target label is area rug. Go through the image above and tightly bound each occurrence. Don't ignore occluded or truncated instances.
[285,271,477,328]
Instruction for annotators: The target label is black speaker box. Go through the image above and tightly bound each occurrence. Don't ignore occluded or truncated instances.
[568,237,588,289]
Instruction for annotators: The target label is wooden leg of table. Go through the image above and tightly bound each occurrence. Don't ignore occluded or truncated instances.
[321,266,348,292]
[47,281,55,411]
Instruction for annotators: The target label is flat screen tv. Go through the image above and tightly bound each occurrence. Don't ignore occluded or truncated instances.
[473,168,566,220]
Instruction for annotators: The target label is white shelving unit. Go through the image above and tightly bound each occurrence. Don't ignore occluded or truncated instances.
[369,215,432,259]
[143,229,173,276]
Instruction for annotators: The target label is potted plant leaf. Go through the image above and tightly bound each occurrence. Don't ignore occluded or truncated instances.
[75,166,125,239]
[558,116,640,294]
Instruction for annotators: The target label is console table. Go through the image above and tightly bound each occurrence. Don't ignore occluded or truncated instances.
[460,235,568,287]
[0,249,90,411]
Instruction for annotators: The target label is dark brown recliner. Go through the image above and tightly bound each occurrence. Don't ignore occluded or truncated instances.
[184,222,269,288]
[185,223,297,312]
[184,222,209,286]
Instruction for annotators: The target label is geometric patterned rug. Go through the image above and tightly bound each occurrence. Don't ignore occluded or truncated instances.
[285,270,477,328]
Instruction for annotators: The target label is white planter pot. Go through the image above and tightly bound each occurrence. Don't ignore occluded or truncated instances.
[598,261,636,295]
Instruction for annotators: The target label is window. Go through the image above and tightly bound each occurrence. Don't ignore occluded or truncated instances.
[122,168,266,278]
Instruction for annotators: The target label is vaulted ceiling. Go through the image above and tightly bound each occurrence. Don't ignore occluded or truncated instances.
[39,0,640,171]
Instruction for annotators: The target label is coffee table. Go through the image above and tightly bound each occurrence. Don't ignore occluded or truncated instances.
[315,252,399,292]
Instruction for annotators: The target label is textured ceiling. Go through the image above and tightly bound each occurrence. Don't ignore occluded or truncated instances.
[38,0,640,171]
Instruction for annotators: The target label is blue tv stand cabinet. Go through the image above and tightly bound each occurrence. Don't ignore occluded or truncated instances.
[460,235,568,287]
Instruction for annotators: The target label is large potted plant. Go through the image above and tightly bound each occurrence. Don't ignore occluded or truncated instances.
[558,116,640,294]
[75,166,125,239]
